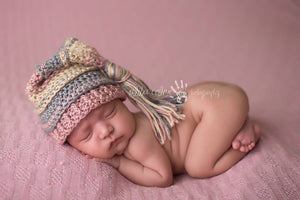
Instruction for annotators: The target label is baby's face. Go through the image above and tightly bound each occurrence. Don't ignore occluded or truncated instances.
[67,99,136,159]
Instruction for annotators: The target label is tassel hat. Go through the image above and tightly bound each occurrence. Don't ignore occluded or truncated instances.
[26,37,186,145]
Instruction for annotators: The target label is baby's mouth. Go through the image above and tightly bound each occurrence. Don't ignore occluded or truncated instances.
[111,136,123,148]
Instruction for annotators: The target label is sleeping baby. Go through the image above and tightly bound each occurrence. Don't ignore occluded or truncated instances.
[26,37,261,187]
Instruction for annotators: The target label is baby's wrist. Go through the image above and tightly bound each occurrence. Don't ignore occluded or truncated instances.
[115,155,123,170]
[99,156,121,169]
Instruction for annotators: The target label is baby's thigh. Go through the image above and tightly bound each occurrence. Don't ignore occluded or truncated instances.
[184,82,249,177]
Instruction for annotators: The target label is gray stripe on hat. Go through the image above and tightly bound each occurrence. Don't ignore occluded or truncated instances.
[37,38,79,79]
[39,70,115,133]
[36,67,99,110]
[36,53,63,79]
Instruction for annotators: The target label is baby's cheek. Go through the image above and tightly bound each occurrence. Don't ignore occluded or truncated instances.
[124,114,135,127]
[115,113,128,126]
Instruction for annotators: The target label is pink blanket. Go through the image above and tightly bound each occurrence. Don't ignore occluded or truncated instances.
[1,0,300,199]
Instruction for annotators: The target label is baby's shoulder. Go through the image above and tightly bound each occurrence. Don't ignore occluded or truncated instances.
[124,112,166,161]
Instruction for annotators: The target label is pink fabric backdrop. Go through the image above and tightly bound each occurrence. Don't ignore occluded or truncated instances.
[1,0,300,199]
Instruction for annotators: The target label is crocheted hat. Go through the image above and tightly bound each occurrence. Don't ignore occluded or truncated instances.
[26,37,186,145]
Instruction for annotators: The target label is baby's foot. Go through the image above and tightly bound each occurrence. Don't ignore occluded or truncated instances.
[232,118,261,153]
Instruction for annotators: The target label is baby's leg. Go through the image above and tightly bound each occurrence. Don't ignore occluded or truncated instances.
[185,83,259,178]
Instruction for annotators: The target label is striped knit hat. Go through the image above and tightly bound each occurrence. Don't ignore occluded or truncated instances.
[26,37,186,145]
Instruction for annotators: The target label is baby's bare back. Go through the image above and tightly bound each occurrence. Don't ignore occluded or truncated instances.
[125,81,251,177]
[162,103,198,174]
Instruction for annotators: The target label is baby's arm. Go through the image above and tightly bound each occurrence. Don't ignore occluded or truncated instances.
[101,146,173,187]
[119,149,173,187]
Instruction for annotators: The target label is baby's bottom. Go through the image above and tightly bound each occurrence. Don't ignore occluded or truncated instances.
[184,82,261,178]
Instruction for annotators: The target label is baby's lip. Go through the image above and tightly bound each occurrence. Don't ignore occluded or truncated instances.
[111,136,123,148]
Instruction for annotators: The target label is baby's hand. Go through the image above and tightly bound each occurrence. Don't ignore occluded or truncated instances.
[99,156,121,169]
[84,154,120,169]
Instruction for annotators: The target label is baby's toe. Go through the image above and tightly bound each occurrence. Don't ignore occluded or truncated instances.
[232,140,241,150]
[240,146,247,152]
[248,142,255,150]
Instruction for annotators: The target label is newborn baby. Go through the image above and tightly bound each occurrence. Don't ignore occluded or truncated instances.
[26,37,261,187]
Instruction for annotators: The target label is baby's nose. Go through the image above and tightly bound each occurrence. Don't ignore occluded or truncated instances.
[94,124,114,139]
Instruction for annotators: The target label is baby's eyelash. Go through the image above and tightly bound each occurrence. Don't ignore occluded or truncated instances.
[105,107,116,119]
[84,131,92,141]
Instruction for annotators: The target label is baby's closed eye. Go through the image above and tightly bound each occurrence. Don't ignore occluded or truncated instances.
[104,106,116,119]
[85,131,93,141]
[81,130,92,142]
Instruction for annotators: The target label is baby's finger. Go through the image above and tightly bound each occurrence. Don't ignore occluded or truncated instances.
[93,157,101,162]
[85,154,93,159]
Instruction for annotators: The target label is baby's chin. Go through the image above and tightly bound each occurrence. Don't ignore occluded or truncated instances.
[115,139,129,155]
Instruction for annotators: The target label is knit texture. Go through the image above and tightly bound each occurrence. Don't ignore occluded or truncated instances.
[26,38,126,144]
[26,37,187,145]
